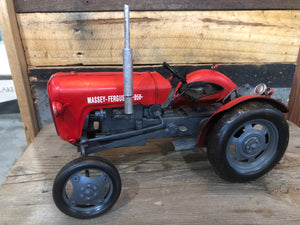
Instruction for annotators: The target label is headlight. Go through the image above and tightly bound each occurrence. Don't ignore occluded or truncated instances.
[254,83,267,95]
[52,101,63,117]
[254,83,273,96]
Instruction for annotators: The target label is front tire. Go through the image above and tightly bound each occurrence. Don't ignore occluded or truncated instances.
[207,101,289,182]
[52,156,121,219]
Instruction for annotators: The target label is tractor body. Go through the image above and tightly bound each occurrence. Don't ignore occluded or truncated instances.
[47,66,241,154]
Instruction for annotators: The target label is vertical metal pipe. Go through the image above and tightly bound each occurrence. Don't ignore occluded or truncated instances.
[123,4,133,115]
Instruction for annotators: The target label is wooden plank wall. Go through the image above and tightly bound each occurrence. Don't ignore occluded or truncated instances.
[1,0,300,141]
[17,11,300,67]
[13,0,300,12]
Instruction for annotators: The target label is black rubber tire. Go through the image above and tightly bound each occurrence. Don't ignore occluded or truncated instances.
[52,156,121,219]
[207,101,289,182]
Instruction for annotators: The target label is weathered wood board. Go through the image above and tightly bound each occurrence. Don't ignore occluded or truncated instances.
[287,48,300,126]
[17,10,300,67]
[0,122,300,224]
[13,0,300,12]
[0,0,39,144]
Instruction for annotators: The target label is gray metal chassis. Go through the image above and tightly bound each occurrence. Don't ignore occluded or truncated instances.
[78,106,219,156]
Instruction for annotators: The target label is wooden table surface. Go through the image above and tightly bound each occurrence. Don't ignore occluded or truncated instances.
[0,123,300,225]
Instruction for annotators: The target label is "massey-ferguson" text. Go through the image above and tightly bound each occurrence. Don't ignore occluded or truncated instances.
[87,94,143,104]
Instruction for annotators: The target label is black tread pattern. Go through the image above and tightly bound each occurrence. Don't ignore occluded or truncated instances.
[207,101,289,182]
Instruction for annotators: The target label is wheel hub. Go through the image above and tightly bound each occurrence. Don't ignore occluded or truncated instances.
[80,183,99,200]
[244,136,262,155]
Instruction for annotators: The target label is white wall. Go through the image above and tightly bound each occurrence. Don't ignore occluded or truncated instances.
[0,40,16,103]
[0,43,11,75]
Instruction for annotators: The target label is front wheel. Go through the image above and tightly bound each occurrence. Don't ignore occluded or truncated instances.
[207,101,289,182]
[52,156,121,219]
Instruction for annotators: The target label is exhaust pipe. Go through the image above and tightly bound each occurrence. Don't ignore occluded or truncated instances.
[123,4,133,115]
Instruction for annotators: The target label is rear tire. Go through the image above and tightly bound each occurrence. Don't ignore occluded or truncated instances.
[207,101,289,182]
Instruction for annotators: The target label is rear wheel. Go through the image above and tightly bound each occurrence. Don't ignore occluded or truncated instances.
[207,101,289,182]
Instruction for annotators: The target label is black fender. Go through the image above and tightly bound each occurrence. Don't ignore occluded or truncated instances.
[197,95,288,147]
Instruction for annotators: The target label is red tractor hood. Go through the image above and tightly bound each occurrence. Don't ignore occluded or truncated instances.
[47,71,171,142]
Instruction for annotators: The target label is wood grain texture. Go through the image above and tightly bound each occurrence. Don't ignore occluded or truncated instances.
[17,10,300,67]
[13,0,300,12]
[0,123,300,224]
[0,0,39,144]
[287,49,300,126]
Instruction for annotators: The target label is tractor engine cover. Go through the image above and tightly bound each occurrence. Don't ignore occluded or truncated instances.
[47,71,172,143]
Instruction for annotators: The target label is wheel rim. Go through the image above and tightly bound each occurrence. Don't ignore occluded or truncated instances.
[226,119,279,174]
[62,168,114,214]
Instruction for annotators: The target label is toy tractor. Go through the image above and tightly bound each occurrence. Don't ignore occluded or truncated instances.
[47,5,289,219]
